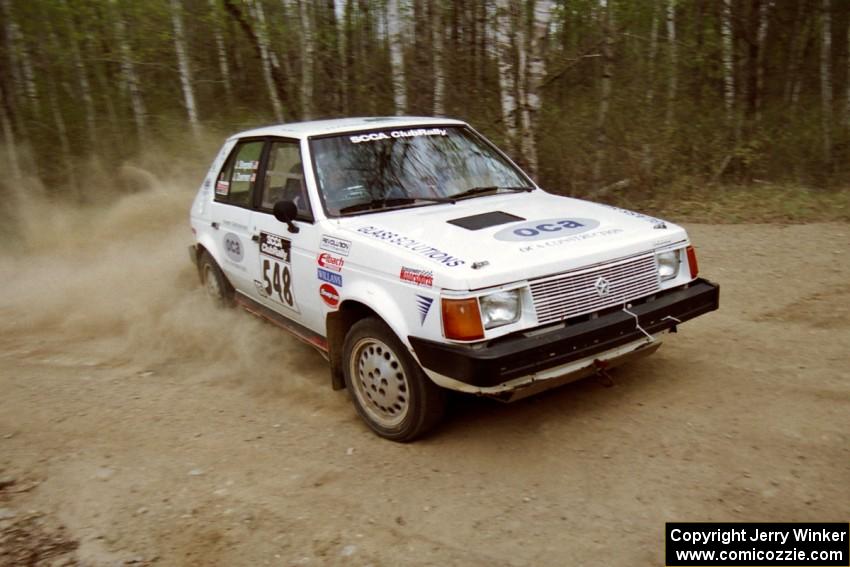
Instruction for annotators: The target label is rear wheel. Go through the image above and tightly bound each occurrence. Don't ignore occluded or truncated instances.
[343,318,445,442]
[198,251,234,307]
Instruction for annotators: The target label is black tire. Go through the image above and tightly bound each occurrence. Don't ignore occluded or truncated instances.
[343,318,446,442]
[198,251,234,307]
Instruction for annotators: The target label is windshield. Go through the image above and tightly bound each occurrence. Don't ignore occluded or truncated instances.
[309,126,532,216]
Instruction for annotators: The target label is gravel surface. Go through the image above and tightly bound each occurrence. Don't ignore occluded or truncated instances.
[1,189,847,566]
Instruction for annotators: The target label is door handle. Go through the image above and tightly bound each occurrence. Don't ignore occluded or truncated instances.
[211,222,219,230]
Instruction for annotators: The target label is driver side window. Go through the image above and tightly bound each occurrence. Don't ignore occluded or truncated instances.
[260,141,312,220]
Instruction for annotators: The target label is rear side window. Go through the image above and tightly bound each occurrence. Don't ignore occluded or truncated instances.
[214,140,264,207]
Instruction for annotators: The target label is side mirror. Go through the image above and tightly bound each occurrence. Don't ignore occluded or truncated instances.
[273,200,300,234]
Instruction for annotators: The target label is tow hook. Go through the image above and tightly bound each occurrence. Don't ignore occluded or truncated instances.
[593,359,614,387]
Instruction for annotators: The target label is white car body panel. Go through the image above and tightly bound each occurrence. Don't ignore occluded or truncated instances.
[190,117,712,398]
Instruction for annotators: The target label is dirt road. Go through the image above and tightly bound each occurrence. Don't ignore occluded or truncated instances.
[1,185,848,566]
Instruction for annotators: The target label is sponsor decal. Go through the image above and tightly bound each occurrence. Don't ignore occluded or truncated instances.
[320,283,340,308]
[400,267,433,288]
[349,128,448,144]
[259,231,291,263]
[518,228,625,253]
[357,226,465,268]
[259,231,297,311]
[317,268,343,287]
[415,295,434,325]
[223,233,244,262]
[215,180,229,195]
[253,279,269,298]
[320,235,352,257]
[494,218,601,242]
[317,252,344,272]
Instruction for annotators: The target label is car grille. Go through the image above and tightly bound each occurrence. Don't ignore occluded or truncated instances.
[530,253,660,325]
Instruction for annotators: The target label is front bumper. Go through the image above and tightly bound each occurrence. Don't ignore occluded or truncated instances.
[409,278,719,390]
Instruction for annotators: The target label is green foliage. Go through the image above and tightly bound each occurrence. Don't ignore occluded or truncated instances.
[0,0,848,206]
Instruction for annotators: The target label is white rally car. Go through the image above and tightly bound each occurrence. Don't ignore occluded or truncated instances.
[189,117,719,441]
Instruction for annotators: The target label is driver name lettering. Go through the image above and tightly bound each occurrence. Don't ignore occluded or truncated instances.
[357,226,465,268]
[349,128,448,144]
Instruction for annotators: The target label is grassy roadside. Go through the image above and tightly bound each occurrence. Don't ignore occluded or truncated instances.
[609,182,850,224]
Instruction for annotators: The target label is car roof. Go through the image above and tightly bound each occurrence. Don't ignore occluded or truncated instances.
[228,116,468,140]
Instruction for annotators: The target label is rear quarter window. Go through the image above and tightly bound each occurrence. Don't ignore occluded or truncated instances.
[214,140,264,208]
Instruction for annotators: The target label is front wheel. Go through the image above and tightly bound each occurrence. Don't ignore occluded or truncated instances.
[343,318,446,442]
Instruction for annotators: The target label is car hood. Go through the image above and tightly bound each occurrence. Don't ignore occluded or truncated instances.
[335,190,689,290]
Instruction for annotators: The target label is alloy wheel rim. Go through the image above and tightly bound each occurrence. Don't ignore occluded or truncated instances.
[350,337,410,428]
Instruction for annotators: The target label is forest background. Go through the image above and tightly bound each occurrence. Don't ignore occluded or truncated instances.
[1,0,849,229]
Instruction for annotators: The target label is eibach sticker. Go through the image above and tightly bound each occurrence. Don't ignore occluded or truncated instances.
[317,252,345,272]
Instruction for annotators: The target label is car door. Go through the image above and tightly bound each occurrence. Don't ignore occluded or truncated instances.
[208,138,264,294]
[249,138,324,335]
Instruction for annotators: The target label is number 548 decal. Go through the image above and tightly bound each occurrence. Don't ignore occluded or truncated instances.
[263,259,294,307]
[257,231,298,312]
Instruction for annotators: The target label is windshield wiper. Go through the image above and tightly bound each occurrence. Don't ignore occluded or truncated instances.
[448,185,535,201]
[338,196,454,215]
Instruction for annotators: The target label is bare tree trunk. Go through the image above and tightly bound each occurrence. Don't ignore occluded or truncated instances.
[13,25,37,116]
[495,0,517,152]
[0,85,21,180]
[112,0,147,140]
[432,0,445,116]
[721,0,735,124]
[820,0,833,163]
[387,0,407,114]
[344,0,355,113]
[62,1,97,149]
[298,0,315,119]
[0,0,31,150]
[520,0,553,177]
[249,0,284,122]
[844,16,850,129]
[44,22,78,193]
[170,0,200,139]
[645,0,659,105]
[47,82,77,191]
[336,0,348,114]
[846,8,850,127]
[755,0,771,121]
[592,0,613,187]
[665,0,677,129]
[642,0,660,174]
[210,0,233,102]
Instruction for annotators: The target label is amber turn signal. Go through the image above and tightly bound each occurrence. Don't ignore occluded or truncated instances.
[686,245,699,279]
[441,298,484,340]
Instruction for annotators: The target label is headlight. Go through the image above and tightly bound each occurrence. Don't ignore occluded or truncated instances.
[657,250,680,281]
[479,289,521,329]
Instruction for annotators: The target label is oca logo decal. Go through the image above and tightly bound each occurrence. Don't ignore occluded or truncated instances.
[223,233,244,262]
[494,218,600,241]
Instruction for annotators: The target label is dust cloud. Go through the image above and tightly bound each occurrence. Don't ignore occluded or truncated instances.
[0,151,324,393]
